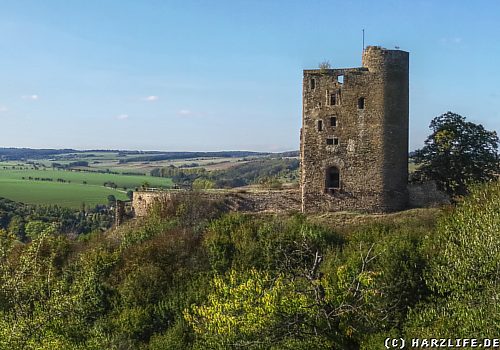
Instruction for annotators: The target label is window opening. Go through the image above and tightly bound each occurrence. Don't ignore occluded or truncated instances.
[358,97,365,109]
[330,93,336,106]
[326,166,340,189]
[337,75,344,84]
[317,120,323,131]
[330,116,337,127]
[310,78,316,90]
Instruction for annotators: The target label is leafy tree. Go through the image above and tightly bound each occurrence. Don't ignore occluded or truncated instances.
[405,181,500,338]
[184,268,332,349]
[192,178,215,190]
[126,190,134,200]
[7,215,25,240]
[107,195,116,205]
[412,111,499,196]
[192,214,422,349]
[24,221,57,239]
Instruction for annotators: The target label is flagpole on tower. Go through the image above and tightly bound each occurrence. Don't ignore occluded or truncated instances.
[362,29,365,52]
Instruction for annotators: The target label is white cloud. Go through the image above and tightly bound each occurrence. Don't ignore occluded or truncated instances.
[143,95,159,101]
[177,109,193,116]
[22,94,39,100]
[0,106,7,113]
[116,114,129,120]
[440,37,462,45]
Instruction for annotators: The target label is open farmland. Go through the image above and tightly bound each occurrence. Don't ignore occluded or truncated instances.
[0,149,297,207]
[0,163,173,208]
[0,167,172,188]
[0,177,128,208]
[27,151,263,174]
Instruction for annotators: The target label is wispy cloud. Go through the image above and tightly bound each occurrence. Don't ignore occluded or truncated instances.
[175,109,210,118]
[177,109,193,117]
[0,106,7,113]
[22,94,39,100]
[116,114,129,120]
[440,37,462,45]
[143,95,159,102]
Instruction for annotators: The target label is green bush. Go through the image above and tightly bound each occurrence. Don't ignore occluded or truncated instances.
[406,181,500,338]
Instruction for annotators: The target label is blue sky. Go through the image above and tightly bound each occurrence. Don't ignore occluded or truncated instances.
[0,0,499,151]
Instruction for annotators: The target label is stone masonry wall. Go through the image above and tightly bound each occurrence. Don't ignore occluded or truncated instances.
[300,46,409,213]
[408,182,450,208]
[132,189,301,217]
[131,183,447,219]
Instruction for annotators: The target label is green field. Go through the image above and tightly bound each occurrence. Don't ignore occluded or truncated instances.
[0,168,172,188]
[0,150,277,208]
[0,164,173,208]
[0,177,128,208]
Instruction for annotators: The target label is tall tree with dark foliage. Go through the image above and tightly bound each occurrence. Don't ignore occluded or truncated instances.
[412,111,499,196]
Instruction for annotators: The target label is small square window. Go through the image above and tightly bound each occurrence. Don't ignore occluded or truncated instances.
[330,116,337,127]
[326,138,334,145]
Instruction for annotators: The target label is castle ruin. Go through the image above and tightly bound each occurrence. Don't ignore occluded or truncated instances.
[300,46,409,213]
[128,46,412,220]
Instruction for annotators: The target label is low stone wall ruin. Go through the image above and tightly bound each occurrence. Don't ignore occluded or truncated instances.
[407,181,450,208]
[131,182,449,218]
[132,189,302,217]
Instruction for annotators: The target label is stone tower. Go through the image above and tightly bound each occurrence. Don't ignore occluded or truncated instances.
[300,46,409,213]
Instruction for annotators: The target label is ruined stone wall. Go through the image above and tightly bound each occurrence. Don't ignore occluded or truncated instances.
[132,189,301,217]
[131,182,447,219]
[408,182,450,208]
[132,190,183,217]
[301,46,409,213]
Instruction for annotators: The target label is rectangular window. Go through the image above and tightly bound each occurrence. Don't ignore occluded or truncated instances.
[310,78,316,90]
[330,94,336,106]
[326,138,334,145]
[317,120,323,131]
[333,138,339,145]
[358,97,365,109]
[330,116,337,127]
[337,75,344,84]
[326,167,340,189]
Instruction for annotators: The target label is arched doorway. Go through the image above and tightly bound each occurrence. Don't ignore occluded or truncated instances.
[325,166,340,192]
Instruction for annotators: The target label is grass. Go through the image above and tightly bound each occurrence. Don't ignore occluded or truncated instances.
[0,177,128,208]
[0,167,172,189]
[0,162,174,208]
[309,207,441,235]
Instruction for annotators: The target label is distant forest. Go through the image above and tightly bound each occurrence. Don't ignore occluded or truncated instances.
[0,147,299,161]
[150,158,300,188]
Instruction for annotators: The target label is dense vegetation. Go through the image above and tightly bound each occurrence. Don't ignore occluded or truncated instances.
[1,180,498,349]
[0,148,80,161]
[0,197,115,240]
[151,158,299,189]
[412,111,499,196]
